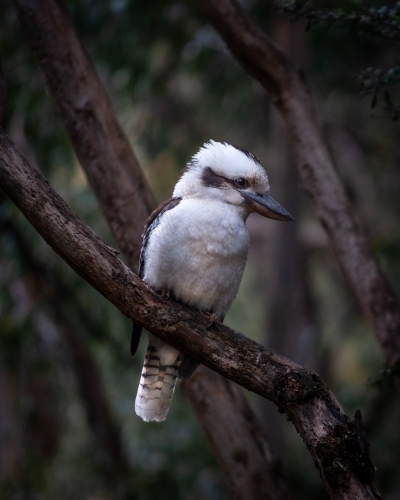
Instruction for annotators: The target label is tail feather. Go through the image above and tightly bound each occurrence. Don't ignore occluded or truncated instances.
[135,339,182,422]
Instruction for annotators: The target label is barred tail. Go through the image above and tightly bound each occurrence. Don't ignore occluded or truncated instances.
[135,338,181,422]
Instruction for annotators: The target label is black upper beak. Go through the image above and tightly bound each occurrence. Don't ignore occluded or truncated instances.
[241,191,294,221]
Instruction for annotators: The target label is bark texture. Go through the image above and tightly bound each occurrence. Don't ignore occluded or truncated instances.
[183,366,289,500]
[10,0,287,497]
[0,130,382,499]
[198,0,400,377]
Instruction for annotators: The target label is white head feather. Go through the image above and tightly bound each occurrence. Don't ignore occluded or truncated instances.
[173,140,270,204]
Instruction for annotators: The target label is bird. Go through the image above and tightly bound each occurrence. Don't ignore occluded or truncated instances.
[132,140,293,422]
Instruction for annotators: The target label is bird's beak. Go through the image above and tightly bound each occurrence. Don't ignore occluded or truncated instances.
[240,191,294,221]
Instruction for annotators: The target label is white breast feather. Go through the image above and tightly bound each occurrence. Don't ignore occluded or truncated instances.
[143,198,250,320]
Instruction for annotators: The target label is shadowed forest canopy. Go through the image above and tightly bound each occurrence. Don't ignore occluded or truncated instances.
[0,0,400,499]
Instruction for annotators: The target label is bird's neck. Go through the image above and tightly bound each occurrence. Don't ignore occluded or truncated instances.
[184,195,250,222]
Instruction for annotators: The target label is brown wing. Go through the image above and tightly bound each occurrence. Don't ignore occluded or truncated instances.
[131,197,182,357]
[138,197,182,279]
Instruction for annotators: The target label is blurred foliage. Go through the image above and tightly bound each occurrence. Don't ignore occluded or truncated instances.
[284,0,400,40]
[0,0,400,498]
[283,0,400,117]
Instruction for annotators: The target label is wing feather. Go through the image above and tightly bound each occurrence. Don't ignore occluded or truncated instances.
[130,197,182,357]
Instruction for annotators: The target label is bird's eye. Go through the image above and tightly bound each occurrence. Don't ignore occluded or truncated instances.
[234,178,248,189]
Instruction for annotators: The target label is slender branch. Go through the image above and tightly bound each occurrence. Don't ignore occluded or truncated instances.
[0,130,382,500]
[198,0,400,378]
[10,0,289,497]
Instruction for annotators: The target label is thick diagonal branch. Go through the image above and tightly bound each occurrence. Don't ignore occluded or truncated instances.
[0,130,382,500]
[198,0,400,374]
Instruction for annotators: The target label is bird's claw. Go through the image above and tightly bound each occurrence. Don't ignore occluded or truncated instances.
[206,312,217,330]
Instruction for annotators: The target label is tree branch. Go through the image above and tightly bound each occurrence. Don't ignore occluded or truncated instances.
[183,366,289,499]
[11,0,156,269]
[10,0,289,496]
[198,0,400,379]
[0,130,382,500]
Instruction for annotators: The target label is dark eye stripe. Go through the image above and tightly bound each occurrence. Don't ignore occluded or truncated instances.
[202,167,249,190]
[201,167,225,189]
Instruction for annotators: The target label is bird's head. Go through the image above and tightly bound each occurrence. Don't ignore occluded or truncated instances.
[173,140,293,222]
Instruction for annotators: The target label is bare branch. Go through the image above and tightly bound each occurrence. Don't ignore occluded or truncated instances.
[11,0,156,269]
[0,130,382,500]
[198,0,400,377]
[183,366,289,500]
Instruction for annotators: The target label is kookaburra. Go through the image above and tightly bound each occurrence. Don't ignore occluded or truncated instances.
[132,140,293,422]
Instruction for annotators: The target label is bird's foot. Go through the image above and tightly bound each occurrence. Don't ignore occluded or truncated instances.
[206,312,217,330]
[160,288,171,298]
